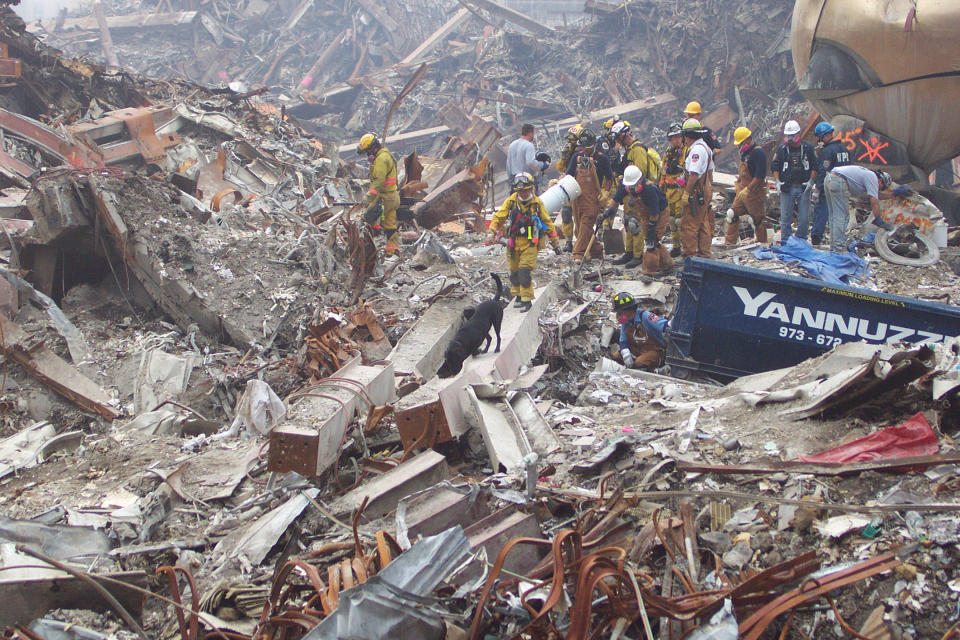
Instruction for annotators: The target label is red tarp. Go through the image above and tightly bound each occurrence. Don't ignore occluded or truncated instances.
[797,412,937,463]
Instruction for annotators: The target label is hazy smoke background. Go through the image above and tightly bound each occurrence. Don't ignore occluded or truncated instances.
[15,0,85,21]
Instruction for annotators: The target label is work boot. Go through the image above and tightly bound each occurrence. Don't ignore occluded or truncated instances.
[624,258,643,269]
[810,235,822,246]
[563,242,573,253]
[512,297,525,308]
[517,301,532,313]
[669,245,682,258]
[611,251,634,265]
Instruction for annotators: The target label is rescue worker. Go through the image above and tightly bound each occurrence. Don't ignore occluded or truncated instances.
[566,128,613,265]
[601,166,673,274]
[772,120,816,242]
[683,101,702,120]
[724,126,769,245]
[507,123,549,183]
[610,292,669,370]
[600,116,624,177]
[556,124,583,250]
[486,172,560,312]
[681,118,714,258]
[611,121,660,183]
[824,167,906,253]
[357,132,400,257]
[810,122,850,246]
[660,122,686,257]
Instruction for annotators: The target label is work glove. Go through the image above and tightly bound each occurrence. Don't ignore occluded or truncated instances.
[551,238,561,254]
[810,188,820,205]
[725,208,736,225]
[620,349,634,368]
[485,232,496,246]
[892,185,913,197]
[676,177,686,188]
[776,181,784,194]
[601,205,618,222]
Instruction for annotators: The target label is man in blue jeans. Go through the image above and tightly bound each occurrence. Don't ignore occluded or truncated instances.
[824,166,907,253]
[772,120,816,242]
[810,122,851,245]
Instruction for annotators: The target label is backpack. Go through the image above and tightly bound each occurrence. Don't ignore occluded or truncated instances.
[628,141,662,182]
[700,126,723,150]
[646,147,662,182]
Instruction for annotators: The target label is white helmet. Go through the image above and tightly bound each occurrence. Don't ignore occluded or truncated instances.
[623,165,643,187]
[611,120,629,137]
[783,120,802,136]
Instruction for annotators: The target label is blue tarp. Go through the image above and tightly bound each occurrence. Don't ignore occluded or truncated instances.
[751,236,869,284]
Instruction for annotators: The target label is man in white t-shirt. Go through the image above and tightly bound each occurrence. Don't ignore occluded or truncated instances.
[680,118,715,258]
[824,165,909,253]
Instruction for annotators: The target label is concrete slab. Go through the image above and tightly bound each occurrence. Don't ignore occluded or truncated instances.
[438,283,560,436]
[332,450,449,520]
[395,282,559,451]
[389,298,470,380]
[603,279,672,304]
[467,388,559,474]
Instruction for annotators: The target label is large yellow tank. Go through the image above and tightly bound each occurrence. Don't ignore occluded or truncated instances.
[792,0,960,173]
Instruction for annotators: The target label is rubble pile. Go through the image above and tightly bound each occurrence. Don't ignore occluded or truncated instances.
[1,2,960,640]
[28,0,801,166]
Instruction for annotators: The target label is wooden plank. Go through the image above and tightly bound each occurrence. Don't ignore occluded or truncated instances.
[401,8,472,65]
[42,11,198,32]
[465,86,565,112]
[0,314,119,420]
[338,93,677,154]
[461,0,553,34]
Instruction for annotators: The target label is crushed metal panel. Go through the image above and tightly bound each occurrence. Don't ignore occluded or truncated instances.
[0,571,148,627]
[332,450,449,520]
[69,106,181,165]
[0,107,102,168]
[0,314,118,420]
[463,507,543,576]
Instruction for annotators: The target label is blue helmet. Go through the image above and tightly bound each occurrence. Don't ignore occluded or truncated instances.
[814,122,835,137]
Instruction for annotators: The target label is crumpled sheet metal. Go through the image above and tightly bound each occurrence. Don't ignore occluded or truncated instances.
[303,526,471,640]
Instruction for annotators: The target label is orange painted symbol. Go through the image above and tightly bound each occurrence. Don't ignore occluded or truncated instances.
[857,137,889,164]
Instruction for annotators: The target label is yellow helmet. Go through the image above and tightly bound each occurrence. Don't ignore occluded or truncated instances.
[684,101,702,116]
[602,115,621,130]
[357,132,381,155]
[566,123,584,142]
[733,126,752,146]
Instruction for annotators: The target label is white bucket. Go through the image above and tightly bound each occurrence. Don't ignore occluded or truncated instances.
[539,175,582,213]
[932,219,948,249]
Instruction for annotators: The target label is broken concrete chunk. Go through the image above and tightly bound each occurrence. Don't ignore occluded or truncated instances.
[721,542,753,570]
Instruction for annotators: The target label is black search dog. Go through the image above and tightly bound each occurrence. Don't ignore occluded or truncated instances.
[437,273,504,378]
